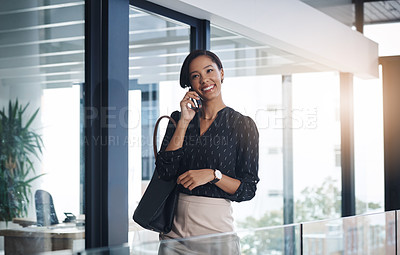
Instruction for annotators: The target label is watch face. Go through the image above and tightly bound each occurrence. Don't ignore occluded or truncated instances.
[215,170,222,179]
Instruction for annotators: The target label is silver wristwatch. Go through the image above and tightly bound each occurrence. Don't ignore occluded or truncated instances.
[209,169,222,184]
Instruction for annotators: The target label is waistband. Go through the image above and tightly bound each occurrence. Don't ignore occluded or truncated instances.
[178,193,231,206]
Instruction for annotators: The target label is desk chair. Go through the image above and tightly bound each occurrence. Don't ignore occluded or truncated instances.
[35,189,59,226]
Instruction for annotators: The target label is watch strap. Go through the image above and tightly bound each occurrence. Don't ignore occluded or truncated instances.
[209,178,219,184]
[209,169,221,184]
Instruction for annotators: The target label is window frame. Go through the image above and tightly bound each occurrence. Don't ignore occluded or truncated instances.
[85,0,209,248]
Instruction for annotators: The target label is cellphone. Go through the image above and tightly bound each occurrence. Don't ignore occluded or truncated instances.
[189,88,202,111]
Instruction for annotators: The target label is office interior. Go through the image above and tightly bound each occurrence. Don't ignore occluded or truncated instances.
[0,0,399,254]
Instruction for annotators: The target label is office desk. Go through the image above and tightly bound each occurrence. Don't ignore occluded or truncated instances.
[0,225,84,255]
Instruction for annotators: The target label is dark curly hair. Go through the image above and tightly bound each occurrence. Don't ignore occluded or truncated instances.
[179,50,223,89]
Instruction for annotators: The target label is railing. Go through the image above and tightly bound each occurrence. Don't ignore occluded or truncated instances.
[129,210,399,255]
[2,210,398,254]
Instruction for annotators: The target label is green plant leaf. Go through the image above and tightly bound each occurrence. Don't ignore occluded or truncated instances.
[24,107,39,131]
[0,99,44,223]
[25,173,46,184]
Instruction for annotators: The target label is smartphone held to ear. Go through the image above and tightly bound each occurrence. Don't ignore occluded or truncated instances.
[189,88,202,111]
[190,97,202,111]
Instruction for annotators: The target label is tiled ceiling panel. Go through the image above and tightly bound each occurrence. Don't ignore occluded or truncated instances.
[365,1,400,24]
[300,0,400,26]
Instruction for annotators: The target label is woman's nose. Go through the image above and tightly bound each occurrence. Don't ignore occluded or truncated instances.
[200,76,205,84]
[201,76,210,85]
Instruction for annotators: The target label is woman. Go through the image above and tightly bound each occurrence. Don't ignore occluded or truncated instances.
[156,50,259,254]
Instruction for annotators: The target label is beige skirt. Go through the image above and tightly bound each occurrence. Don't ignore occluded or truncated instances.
[159,193,240,255]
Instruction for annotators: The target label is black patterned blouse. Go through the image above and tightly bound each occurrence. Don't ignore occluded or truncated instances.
[155,107,259,202]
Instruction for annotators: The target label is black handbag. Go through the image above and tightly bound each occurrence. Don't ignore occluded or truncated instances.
[133,115,178,234]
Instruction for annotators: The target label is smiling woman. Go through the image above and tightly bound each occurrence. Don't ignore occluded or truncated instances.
[154,50,260,254]
[188,56,224,106]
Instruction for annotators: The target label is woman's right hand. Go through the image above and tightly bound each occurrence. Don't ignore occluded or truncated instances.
[179,91,200,123]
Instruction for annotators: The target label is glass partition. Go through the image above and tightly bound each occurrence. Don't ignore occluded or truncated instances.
[0,0,85,254]
[32,244,130,255]
[11,211,395,254]
[303,218,343,254]
[238,224,301,255]
[130,224,301,255]
[77,244,130,255]
[127,5,190,244]
[398,210,400,253]
[302,211,396,254]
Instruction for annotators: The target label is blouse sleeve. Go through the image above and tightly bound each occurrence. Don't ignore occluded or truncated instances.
[226,115,260,202]
[155,111,184,180]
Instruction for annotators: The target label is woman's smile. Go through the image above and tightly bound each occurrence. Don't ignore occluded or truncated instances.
[202,84,215,92]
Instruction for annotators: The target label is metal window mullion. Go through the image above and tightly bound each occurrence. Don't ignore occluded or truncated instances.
[191,19,210,51]
[340,73,356,217]
[282,74,294,225]
[282,74,295,254]
[85,0,129,249]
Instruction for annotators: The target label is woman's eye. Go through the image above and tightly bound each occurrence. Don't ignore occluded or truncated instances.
[191,74,199,80]
[207,69,213,73]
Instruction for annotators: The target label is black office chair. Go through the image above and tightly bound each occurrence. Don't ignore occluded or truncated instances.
[35,189,59,226]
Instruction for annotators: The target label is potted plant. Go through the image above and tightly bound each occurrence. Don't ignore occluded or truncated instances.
[0,100,44,224]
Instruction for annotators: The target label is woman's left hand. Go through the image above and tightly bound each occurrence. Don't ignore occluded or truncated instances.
[177,169,214,191]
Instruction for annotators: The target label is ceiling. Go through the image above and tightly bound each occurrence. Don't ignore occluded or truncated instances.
[301,0,400,26]
[0,0,389,89]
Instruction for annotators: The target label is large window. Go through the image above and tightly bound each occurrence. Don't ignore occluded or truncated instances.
[292,72,341,222]
[128,5,191,242]
[354,69,384,215]
[0,0,85,254]
[210,25,343,228]
[126,8,388,248]
[211,25,285,228]
[350,21,400,214]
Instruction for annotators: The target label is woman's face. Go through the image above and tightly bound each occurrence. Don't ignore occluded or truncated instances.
[188,55,224,102]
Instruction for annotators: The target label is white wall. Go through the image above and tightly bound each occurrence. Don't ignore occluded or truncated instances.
[149,0,379,78]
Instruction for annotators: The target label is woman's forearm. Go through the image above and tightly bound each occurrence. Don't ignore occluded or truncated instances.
[215,174,241,195]
[177,169,241,195]
[165,119,190,151]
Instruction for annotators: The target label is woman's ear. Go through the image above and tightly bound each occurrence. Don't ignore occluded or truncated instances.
[221,68,224,83]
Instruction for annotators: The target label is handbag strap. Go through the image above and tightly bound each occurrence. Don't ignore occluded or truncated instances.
[153,115,177,159]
